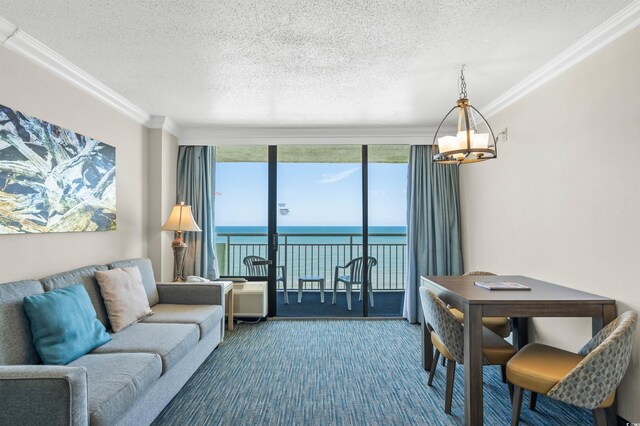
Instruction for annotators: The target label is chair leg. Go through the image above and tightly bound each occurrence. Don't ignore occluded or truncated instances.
[356,285,375,307]
[592,408,607,426]
[320,279,325,303]
[444,360,456,414]
[441,356,446,366]
[346,283,352,310]
[511,386,523,426]
[508,382,514,402]
[529,392,537,411]
[298,279,303,303]
[427,350,440,386]
[359,285,363,301]
[605,405,617,426]
[501,365,507,383]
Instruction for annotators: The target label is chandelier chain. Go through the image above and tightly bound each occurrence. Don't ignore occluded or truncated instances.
[459,66,467,99]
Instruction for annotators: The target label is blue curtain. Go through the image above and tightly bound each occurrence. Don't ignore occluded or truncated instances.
[177,146,219,280]
[403,145,463,323]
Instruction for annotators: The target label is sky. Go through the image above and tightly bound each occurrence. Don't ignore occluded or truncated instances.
[215,162,407,227]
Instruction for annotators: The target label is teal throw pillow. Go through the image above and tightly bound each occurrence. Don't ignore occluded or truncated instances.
[23,284,112,365]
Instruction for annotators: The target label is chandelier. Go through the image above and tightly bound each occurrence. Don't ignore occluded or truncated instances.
[432,67,497,164]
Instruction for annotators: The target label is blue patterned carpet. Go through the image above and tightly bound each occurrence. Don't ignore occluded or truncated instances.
[153,320,592,425]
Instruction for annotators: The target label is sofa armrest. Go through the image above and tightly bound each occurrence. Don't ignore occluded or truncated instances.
[157,282,224,306]
[0,365,88,426]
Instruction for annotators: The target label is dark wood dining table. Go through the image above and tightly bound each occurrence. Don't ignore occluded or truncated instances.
[420,275,616,426]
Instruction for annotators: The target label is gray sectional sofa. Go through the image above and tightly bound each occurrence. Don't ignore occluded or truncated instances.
[0,258,225,426]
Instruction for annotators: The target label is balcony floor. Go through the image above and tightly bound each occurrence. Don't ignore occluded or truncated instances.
[275,290,404,317]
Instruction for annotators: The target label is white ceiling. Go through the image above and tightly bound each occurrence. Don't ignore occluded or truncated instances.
[0,1,633,127]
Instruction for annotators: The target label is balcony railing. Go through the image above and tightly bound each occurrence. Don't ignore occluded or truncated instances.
[216,233,407,291]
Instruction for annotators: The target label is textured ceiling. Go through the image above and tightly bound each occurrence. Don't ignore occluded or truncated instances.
[0,1,632,127]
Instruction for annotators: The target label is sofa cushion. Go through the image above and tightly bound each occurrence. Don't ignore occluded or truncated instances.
[23,285,111,365]
[0,280,44,365]
[142,304,223,338]
[41,265,110,329]
[95,267,152,332]
[91,323,199,373]
[68,353,162,426]
[108,258,160,306]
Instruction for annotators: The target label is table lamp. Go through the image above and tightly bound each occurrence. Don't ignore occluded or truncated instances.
[162,202,201,282]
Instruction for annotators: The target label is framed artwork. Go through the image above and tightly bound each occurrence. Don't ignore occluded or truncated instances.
[0,104,116,234]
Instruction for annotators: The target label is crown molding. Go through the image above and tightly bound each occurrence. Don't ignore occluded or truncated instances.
[482,0,640,118]
[146,116,182,137]
[0,16,151,125]
[0,15,16,42]
[178,125,448,145]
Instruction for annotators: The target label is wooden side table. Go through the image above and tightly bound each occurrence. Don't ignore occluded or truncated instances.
[222,281,234,331]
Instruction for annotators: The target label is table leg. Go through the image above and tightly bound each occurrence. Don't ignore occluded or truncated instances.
[603,304,617,325]
[464,303,484,426]
[227,289,234,331]
[592,317,603,335]
[422,321,432,372]
[512,317,529,350]
[593,304,617,335]
[320,279,325,303]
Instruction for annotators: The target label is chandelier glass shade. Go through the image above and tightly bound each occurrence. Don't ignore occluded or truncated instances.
[432,68,498,164]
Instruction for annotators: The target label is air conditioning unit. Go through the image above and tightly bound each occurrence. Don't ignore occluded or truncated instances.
[233,281,268,318]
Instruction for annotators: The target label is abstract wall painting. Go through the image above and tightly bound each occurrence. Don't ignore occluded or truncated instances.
[0,104,116,234]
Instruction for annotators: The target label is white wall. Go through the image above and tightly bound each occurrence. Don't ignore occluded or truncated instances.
[147,128,179,281]
[0,46,149,281]
[460,27,640,420]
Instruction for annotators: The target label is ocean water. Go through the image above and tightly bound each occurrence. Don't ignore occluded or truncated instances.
[215,225,407,244]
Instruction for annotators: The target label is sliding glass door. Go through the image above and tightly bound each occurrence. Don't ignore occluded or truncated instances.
[367,145,409,317]
[215,144,408,318]
[276,145,364,317]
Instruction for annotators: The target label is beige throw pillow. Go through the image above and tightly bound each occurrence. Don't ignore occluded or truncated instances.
[95,267,153,332]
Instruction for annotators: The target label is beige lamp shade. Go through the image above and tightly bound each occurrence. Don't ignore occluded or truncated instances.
[162,203,202,232]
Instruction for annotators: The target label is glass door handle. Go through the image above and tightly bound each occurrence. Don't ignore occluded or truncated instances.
[271,233,279,251]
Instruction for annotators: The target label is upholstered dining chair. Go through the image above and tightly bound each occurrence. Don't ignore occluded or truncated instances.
[242,255,289,304]
[419,287,517,414]
[507,311,638,426]
[332,256,377,310]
